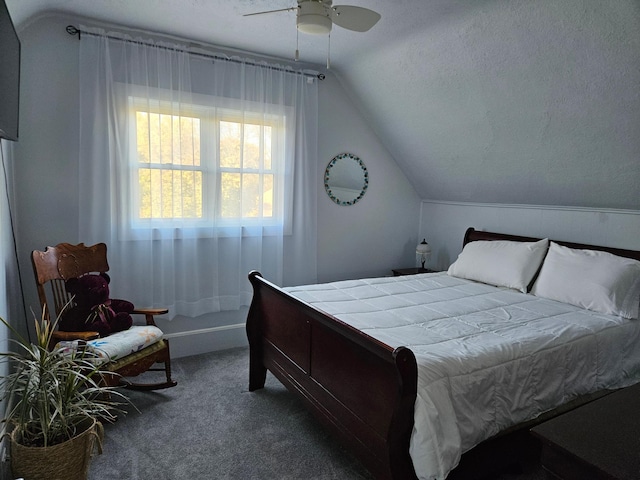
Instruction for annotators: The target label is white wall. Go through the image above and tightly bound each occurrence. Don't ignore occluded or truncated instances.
[317,74,421,282]
[419,200,640,272]
[11,14,421,357]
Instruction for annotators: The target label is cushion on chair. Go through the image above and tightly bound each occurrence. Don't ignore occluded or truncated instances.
[57,325,164,365]
[88,325,164,363]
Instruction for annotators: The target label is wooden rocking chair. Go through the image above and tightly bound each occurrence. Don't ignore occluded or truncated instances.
[31,242,177,390]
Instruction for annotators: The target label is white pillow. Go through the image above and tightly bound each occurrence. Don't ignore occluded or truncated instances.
[531,242,640,319]
[447,238,549,293]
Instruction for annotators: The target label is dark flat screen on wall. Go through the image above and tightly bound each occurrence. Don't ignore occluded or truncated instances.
[0,0,20,141]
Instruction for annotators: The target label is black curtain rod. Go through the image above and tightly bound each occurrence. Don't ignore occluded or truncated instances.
[66,25,325,80]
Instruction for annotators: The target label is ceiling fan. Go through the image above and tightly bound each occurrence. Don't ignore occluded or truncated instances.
[244,0,381,36]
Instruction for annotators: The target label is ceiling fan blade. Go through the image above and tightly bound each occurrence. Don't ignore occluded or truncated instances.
[243,7,297,17]
[330,5,381,32]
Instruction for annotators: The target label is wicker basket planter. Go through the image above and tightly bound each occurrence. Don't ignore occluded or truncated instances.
[10,417,103,480]
[2,314,128,480]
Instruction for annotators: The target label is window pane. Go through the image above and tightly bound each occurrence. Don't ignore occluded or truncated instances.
[161,170,174,217]
[159,113,173,165]
[221,172,241,217]
[150,168,162,218]
[264,126,272,170]
[263,174,273,217]
[149,113,162,165]
[137,111,200,167]
[243,124,260,169]
[138,168,202,219]
[242,173,260,217]
[174,116,201,167]
[137,112,151,164]
[220,121,241,168]
[168,170,202,218]
[138,168,152,218]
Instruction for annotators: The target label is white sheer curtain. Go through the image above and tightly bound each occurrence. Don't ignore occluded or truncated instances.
[78,27,318,320]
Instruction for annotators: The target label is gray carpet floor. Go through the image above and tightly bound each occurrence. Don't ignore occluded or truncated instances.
[88,347,549,480]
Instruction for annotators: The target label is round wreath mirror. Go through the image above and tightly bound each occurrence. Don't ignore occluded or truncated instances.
[324,153,369,206]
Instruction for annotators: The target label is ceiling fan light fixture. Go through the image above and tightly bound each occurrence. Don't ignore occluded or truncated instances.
[297,1,332,35]
[297,15,332,34]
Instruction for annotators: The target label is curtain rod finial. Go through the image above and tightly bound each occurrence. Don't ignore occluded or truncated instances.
[66,25,80,38]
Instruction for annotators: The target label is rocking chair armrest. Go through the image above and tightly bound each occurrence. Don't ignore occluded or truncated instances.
[132,307,169,326]
[52,330,100,342]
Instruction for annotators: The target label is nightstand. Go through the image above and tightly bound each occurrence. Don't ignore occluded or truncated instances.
[392,267,434,276]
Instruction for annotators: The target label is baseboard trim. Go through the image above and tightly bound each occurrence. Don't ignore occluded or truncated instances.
[420,199,640,216]
[163,323,246,339]
[164,323,248,358]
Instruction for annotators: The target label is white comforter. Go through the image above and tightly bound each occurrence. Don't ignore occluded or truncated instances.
[285,272,640,480]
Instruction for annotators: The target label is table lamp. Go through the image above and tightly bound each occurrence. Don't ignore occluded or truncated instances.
[416,239,432,269]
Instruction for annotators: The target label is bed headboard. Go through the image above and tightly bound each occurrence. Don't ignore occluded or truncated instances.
[463,227,640,262]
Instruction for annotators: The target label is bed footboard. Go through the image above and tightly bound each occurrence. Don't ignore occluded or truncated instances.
[246,271,418,480]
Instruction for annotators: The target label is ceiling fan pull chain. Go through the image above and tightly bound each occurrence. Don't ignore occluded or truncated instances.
[327,33,331,69]
[295,28,300,61]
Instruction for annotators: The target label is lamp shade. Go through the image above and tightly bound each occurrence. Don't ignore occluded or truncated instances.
[416,239,431,256]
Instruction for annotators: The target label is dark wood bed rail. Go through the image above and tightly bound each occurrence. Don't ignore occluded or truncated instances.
[246,271,418,479]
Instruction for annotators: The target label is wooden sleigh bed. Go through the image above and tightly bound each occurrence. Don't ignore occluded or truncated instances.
[246,228,640,479]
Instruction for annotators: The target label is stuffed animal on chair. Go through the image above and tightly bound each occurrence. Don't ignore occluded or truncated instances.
[60,273,134,337]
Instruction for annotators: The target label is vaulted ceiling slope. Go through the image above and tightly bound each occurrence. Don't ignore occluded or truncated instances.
[7,0,640,210]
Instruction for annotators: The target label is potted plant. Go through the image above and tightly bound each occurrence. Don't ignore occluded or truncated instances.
[1,309,128,480]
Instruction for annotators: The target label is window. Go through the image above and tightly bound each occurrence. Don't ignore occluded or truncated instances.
[128,94,288,232]
[135,111,203,220]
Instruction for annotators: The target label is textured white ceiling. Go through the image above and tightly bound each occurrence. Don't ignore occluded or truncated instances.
[8,0,414,67]
[7,0,640,210]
